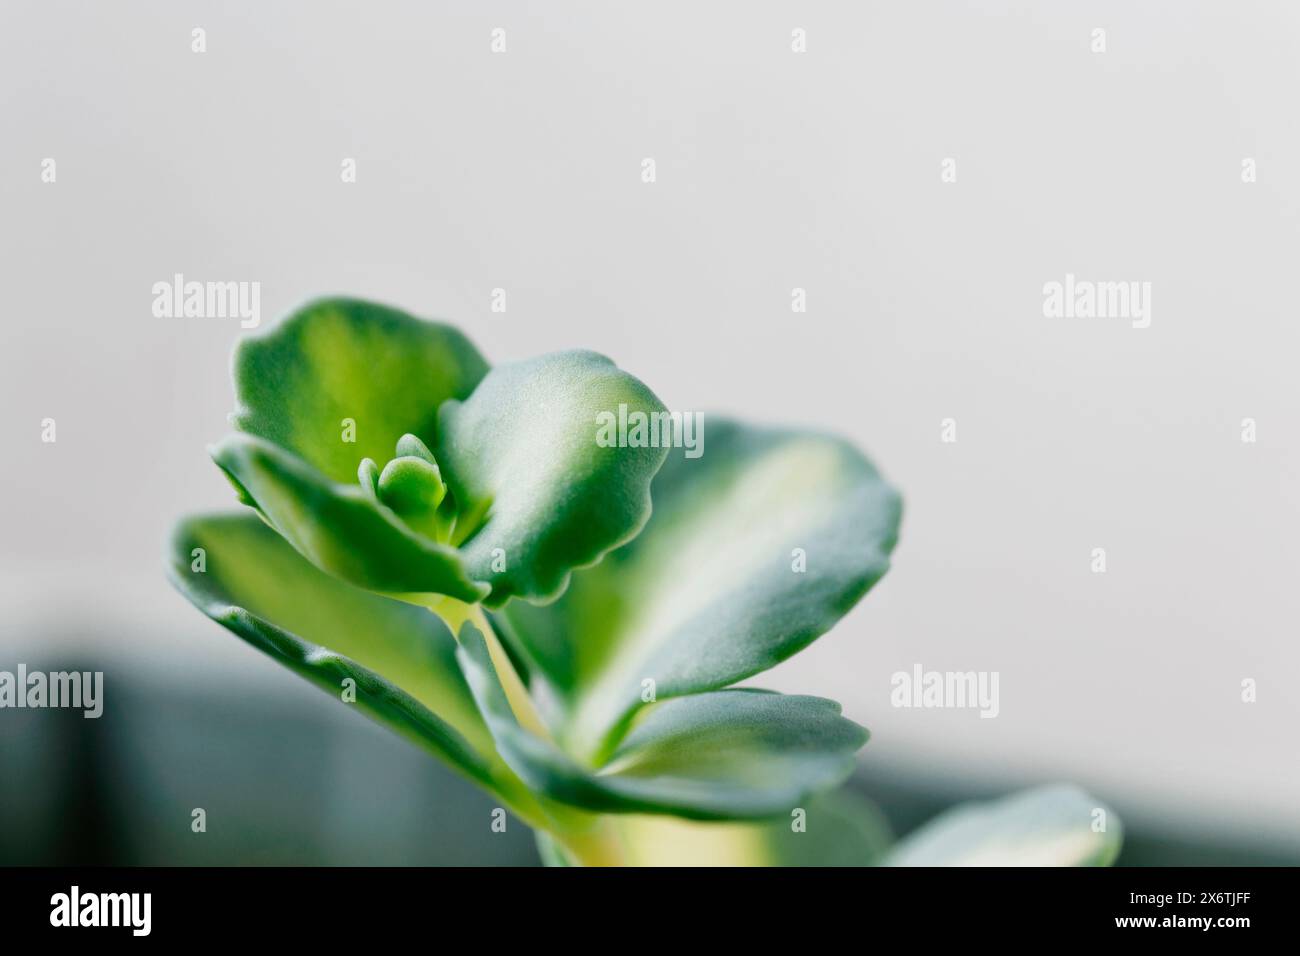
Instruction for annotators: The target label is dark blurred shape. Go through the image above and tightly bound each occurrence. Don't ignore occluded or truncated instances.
[2,652,1296,866]
[1,652,538,866]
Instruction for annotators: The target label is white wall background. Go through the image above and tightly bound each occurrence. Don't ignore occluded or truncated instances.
[2,1,1297,847]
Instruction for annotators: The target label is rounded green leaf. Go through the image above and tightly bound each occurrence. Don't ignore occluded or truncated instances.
[211,433,488,602]
[375,454,448,538]
[883,785,1123,867]
[503,419,902,759]
[597,689,868,817]
[166,513,505,789]
[456,623,867,820]
[232,298,488,485]
[435,350,669,607]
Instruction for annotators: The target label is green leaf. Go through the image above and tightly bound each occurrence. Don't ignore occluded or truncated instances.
[210,433,487,602]
[883,785,1123,866]
[231,298,488,485]
[604,786,894,866]
[503,419,902,759]
[166,513,504,790]
[435,350,668,607]
[456,622,867,820]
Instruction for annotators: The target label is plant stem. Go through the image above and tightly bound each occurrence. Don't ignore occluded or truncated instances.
[426,596,552,741]
[468,605,554,742]
[424,596,630,865]
[549,813,629,866]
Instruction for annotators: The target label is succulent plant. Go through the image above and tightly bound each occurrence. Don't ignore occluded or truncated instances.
[169,298,1120,866]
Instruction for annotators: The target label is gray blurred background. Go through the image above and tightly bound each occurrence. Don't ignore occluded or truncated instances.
[2,1,1297,864]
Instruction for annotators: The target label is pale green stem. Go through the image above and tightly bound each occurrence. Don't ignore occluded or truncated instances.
[423,596,630,865]
[425,596,551,740]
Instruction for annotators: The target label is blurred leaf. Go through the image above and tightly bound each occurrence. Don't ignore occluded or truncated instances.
[533,831,575,867]
[456,623,867,820]
[435,350,668,607]
[167,513,509,793]
[504,419,901,759]
[231,298,487,484]
[883,784,1123,866]
[609,786,894,866]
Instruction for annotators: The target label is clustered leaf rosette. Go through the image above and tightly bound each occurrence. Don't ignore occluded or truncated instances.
[169,298,1122,867]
